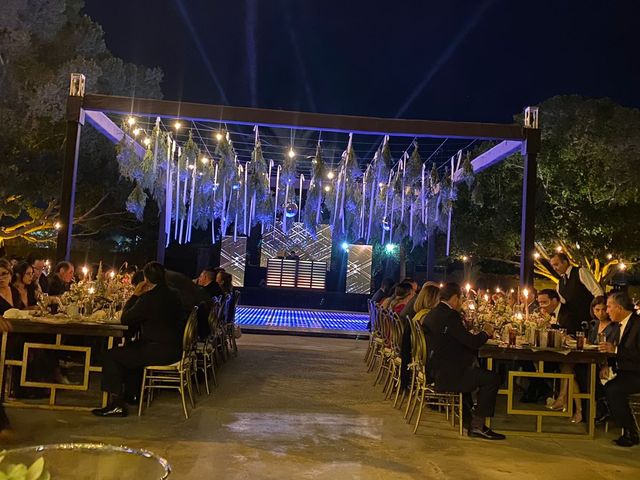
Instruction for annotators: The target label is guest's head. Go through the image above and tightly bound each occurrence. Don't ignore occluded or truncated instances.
[402,277,419,294]
[591,296,608,323]
[12,262,34,287]
[0,259,12,289]
[550,253,571,276]
[27,254,46,281]
[440,282,462,311]
[394,282,414,300]
[414,283,440,312]
[131,270,145,286]
[197,268,218,287]
[218,272,233,294]
[606,292,635,322]
[143,261,166,286]
[53,261,74,283]
[537,289,560,315]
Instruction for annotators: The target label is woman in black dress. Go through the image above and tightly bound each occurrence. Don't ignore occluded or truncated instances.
[11,261,38,309]
[0,258,15,437]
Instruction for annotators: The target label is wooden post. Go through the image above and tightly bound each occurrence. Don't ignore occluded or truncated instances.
[56,74,85,261]
[519,128,541,287]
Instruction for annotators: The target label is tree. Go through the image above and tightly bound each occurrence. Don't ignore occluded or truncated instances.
[0,0,163,247]
[452,96,640,268]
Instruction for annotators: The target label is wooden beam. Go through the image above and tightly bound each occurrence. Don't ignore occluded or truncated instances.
[453,140,522,182]
[84,110,146,158]
[83,94,525,141]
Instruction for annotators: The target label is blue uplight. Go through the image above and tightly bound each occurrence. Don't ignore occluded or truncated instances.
[385,243,397,254]
[341,242,350,252]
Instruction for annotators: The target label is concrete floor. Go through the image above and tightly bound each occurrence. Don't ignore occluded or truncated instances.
[6,334,640,479]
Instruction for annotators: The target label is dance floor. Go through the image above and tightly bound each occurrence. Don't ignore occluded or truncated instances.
[235,306,368,336]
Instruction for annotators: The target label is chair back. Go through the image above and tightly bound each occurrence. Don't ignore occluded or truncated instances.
[207,297,223,334]
[227,289,241,324]
[181,306,199,356]
[390,312,404,354]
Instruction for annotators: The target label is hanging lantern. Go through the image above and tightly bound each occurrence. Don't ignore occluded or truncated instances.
[382,216,391,231]
[284,202,298,218]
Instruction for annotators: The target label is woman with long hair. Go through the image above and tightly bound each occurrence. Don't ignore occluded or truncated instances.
[11,261,38,309]
[588,296,615,344]
[388,283,414,314]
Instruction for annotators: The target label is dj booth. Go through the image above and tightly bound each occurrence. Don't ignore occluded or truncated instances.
[266,259,327,290]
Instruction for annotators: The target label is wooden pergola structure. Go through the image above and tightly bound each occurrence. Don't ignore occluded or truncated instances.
[57,74,540,285]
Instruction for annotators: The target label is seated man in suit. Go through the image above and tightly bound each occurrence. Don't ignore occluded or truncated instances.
[92,262,184,418]
[423,282,504,440]
[600,292,640,447]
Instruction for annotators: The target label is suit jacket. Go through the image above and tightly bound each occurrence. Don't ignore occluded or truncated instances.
[121,284,184,354]
[611,313,640,374]
[422,302,489,392]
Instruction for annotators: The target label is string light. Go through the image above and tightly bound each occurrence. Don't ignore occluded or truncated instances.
[127,117,136,126]
[555,246,563,253]
[606,253,613,260]
[188,164,196,170]
[288,148,296,158]
[143,137,151,147]
[200,157,209,165]
[132,128,141,137]
[174,121,182,131]
[619,262,627,271]
[53,222,62,230]
[533,252,540,259]
[495,287,501,293]
[378,182,385,188]
[327,171,335,180]
[439,283,444,288]
[215,132,223,141]
[462,255,469,262]
[323,185,331,192]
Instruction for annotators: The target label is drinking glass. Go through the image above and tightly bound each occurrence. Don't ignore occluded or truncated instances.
[508,328,517,346]
[575,332,585,351]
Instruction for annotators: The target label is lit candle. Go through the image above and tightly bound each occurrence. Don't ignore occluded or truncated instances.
[523,288,530,322]
[82,266,89,280]
[465,283,471,297]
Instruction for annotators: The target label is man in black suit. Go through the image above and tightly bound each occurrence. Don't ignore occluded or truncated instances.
[600,292,640,447]
[422,283,504,440]
[92,262,184,418]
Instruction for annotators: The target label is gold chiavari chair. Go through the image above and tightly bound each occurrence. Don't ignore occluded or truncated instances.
[367,304,385,372]
[409,322,464,435]
[138,307,198,419]
[373,310,397,390]
[385,313,405,401]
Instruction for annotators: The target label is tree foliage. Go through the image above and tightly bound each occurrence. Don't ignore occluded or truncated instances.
[0,0,163,246]
[453,96,640,263]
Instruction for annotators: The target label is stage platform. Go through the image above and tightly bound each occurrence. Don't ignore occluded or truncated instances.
[235,306,369,338]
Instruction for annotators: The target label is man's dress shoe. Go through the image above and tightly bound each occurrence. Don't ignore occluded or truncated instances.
[91,404,128,418]
[468,426,506,440]
[613,431,639,447]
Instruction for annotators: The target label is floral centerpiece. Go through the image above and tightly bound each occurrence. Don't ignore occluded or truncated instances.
[60,263,134,318]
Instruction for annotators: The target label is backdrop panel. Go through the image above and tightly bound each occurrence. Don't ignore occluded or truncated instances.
[346,245,373,294]
[221,236,247,287]
[260,222,332,270]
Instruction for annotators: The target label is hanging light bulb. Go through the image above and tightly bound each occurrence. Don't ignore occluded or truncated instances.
[327,171,335,180]
[288,148,296,158]
[143,137,151,147]
[174,121,182,131]
[53,222,62,230]
[323,185,331,192]
[132,128,141,137]
[127,117,136,126]
[606,253,613,260]
[555,246,563,253]
[201,157,209,165]
[188,164,196,170]
[533,252,541,259]
[619,262,627,271]
[215,132,223,141]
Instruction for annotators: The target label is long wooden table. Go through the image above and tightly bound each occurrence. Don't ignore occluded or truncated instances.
[479,343,611,438]
[1,315,128,411]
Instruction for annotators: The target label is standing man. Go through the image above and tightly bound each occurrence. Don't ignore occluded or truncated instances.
[600,292,640,447]
[549,253,603,334]
[423,283,504,440]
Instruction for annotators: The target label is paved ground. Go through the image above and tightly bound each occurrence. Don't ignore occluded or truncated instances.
[6,334,640,479]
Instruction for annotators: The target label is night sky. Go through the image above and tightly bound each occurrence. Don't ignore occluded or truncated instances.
[84,0,640,124]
